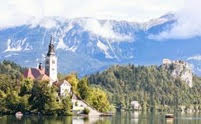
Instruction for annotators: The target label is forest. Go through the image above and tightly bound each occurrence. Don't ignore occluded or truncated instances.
[88,64,201,111]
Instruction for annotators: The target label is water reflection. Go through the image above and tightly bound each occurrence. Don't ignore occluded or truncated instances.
[166,118,174,124]
[1,112,201,124]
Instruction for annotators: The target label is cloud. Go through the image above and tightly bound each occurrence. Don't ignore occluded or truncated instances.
[149,0,201,40]
[30,18,58,29]
[0,0,183,29]
[187,55,201,61]
[83,18,132,41]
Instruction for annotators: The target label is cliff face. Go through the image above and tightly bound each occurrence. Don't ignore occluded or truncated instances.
[162,59,193,87]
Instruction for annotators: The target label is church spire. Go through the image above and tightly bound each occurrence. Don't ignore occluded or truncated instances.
[45,36,58,85]
[47,36,55,56]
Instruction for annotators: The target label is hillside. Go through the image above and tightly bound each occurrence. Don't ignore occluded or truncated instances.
[0,60,25,79]
[1,14,201,76]
[88,64,201,110]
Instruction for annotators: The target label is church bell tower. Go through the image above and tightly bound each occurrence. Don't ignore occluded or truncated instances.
[45,36,57,85]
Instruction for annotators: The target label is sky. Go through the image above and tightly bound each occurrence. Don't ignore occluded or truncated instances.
[0,0,184,27]
[149,0,201,40]
[0,0,200,40]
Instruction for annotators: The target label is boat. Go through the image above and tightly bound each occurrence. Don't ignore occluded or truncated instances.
[165,114,174,118]
[15,111,23,118]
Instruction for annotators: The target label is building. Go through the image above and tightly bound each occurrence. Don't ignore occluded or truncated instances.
[162,59,172,65]
[23,63,49,81]
[55,80,72,97]
[45,37,58,85]
[131,101,141,110]
[24,37,71,96]
[162,59,193,87]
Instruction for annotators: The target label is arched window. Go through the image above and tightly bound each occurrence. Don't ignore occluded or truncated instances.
[46,60,49,64]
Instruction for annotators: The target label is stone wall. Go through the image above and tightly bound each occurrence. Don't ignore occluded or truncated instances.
[72,96,102,116]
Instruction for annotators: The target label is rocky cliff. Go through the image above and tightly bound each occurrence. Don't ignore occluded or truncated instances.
[162,59,193,87]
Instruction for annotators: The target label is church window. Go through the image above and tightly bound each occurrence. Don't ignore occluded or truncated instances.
[52,60,55,64]
[46,68,49,74]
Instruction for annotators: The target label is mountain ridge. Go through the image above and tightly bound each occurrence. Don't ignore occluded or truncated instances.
[0,13,201,76]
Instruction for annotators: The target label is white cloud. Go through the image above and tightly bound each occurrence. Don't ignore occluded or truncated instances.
[38,18,58,29]
[0,0,184,29]
[149,0,201,40]
[83,18,132,41]
[187,55,201,61]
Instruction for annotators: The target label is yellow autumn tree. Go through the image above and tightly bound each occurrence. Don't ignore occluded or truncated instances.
[65,73,79,94]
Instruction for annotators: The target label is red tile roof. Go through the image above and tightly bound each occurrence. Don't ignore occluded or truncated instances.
[24,68,47,80]
[54,80,71,87]
[36,74,49,81]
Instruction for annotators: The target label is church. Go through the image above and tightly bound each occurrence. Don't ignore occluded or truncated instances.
[23,37,102,115]
[24,37,72,96]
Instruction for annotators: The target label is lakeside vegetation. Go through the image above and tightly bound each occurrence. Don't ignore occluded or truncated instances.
[0,60,112,115]
[1,60,201,114]
[88,65,201,111]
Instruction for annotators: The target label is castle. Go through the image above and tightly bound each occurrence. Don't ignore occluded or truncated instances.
[162,59,193,87]
[24,37,71,96]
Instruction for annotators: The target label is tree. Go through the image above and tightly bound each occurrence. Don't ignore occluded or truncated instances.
[0,90,7,113]
[86,88,112,112]
[65,73,79,94]
[6,90,29,113]
[29,81,62,114]
[20,79,34,95]
[60,96,72,115]
[78,77,89,99]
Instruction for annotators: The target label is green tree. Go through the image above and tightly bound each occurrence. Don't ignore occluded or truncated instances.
[29,81,62,114]
[20,78,34,95]
[78,77,89,99]
[60,96,72,115]
[0,90,7,113]
[5,90,29,113]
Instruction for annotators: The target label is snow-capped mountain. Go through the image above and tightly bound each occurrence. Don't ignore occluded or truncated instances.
[0,14,201,76]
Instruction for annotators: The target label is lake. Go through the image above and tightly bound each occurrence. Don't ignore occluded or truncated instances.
[1,111,201,124]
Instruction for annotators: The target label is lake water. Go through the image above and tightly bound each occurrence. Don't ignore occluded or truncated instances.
[1,112,201,124]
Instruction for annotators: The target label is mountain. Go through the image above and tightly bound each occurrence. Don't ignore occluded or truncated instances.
[0,13,201,76]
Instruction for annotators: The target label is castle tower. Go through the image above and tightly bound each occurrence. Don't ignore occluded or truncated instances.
[45,37,57,85]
